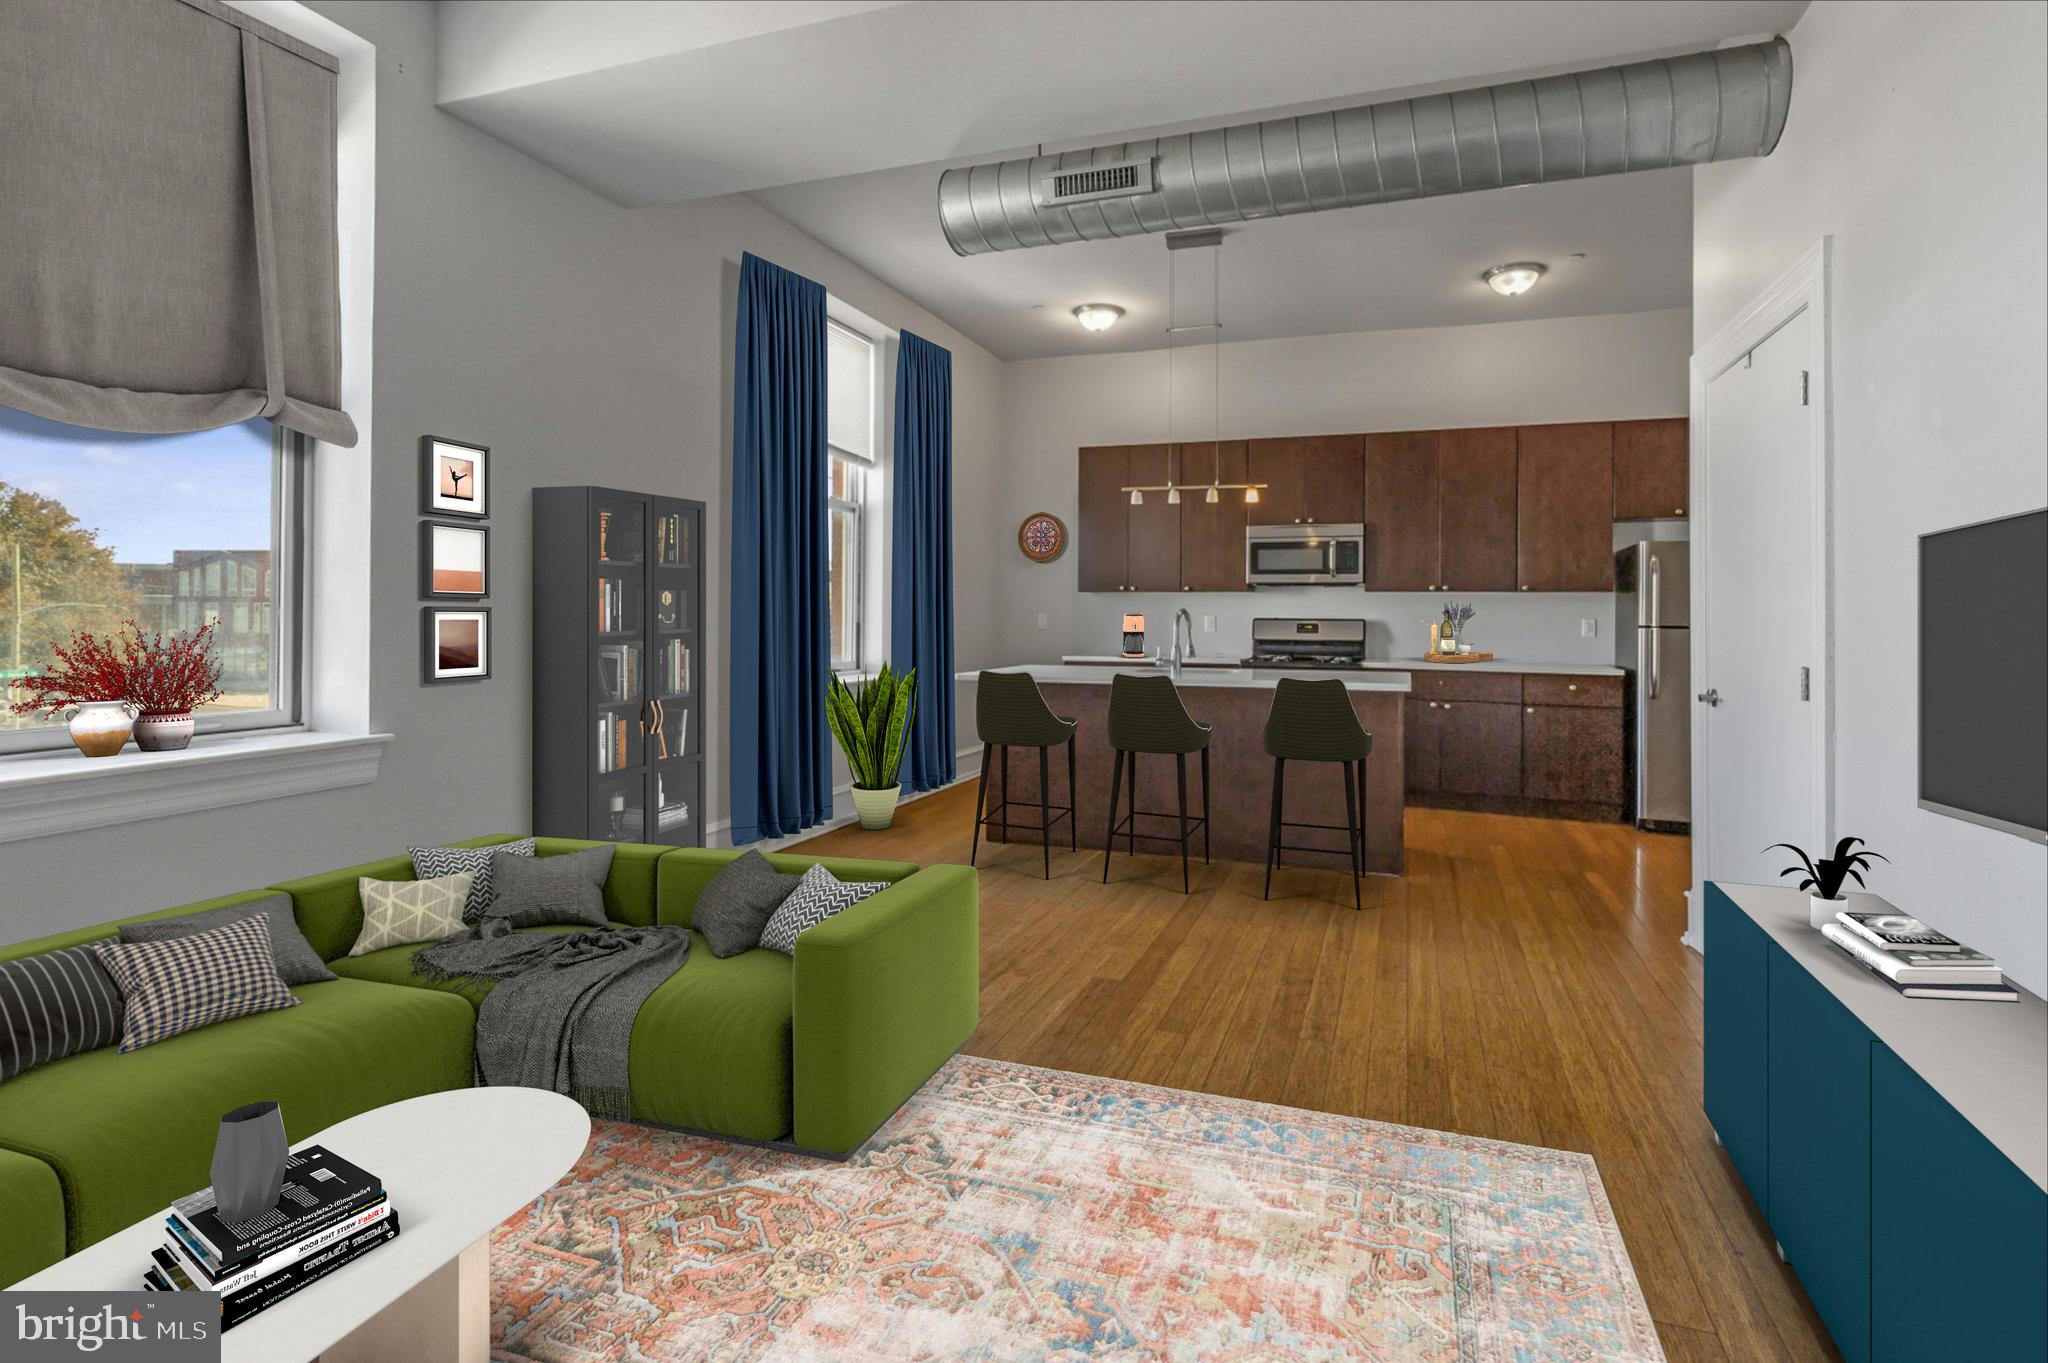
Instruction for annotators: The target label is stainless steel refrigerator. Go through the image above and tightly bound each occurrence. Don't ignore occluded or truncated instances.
[1615,541,1691,832]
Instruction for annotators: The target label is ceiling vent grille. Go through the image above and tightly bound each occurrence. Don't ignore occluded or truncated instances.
[1038,159,1155,206]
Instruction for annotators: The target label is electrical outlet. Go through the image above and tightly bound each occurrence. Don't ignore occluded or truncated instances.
[1580,618,1598,638]
[1036,613,1048,630]
[1202,615,1216,632]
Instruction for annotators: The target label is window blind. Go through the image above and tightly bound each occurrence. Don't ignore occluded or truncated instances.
[0,0,358,446]
[826,320,875,465]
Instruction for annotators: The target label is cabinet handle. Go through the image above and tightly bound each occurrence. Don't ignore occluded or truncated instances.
[1520,585,1530,591]
[1427,701,1437,708]
[1568,683,1578,691]
[1526,707,1534,714]
[1442,703,1453,710]
[1674,507,1684,514]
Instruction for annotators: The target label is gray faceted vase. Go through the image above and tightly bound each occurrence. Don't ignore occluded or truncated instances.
[212,1101,287,1223]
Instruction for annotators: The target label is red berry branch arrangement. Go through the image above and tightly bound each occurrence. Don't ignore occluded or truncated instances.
[7,622,223,717]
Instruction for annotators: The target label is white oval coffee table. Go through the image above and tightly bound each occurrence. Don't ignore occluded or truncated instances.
[18,1087,590,1363]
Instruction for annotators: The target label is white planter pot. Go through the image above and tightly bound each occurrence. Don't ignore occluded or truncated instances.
[851,786,900,830]
[134,710,196,752]
[67,701,132,758]
[1809,895,1847,930]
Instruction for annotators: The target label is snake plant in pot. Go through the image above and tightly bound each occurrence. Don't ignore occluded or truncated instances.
[826,665,917,829]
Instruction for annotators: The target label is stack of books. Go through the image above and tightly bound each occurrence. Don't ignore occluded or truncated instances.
[143,1146,398,1331]
[1821,910,2018,1001]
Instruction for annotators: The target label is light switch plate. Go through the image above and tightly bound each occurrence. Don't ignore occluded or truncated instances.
[1036,613,1048,630]
[1202,615,1216,632]
[1580,618,1598,637]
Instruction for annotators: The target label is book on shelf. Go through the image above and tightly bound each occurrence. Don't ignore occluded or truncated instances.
[1836,910,1968,952]
[170,1146,380,1270]
[597,508,611,561]
[1821,924,2017,1000]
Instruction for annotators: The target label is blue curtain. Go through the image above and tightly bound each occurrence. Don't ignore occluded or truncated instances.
[729,253,830,843]
[890,330,955,792]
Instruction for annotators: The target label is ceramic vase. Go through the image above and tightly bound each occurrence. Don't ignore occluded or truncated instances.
[66,701,132,758]
[1809,894,1847,930]
[211,1101,287,1223]
[134,710,196,752]
[851,786,900,830]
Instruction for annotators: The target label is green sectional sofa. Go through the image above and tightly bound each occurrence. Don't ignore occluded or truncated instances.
[0,837,979,1285]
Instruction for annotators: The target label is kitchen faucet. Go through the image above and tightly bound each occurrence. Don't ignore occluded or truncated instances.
[1169,608,1196,673]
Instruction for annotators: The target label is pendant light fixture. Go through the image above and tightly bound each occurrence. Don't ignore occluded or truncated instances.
[1121,229,1265,507]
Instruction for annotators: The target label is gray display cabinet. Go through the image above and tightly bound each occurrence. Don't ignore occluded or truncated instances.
[532,486,704,846]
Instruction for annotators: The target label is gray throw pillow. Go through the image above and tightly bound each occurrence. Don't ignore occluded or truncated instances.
[758,863,891,955]
[485,845,614,928]
[691,850,802,957]
[119,893,337,984]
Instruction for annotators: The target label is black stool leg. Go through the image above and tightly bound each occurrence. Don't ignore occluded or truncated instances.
[1066,736,1077,850]
[1176,752,1190,894]
[1200,746,1211,864]
[1264,757,1284,900]
[1343,757,1362,911]
[1357,755,1369,876]
[999,745,1010,842]
[970,743,992,866]
[1102,749,1125,884]
[1039,744,1052,880]
[1127,753,1138,853]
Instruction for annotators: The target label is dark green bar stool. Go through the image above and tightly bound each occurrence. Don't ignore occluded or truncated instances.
[972,670,1078,878]
[1102,672,1212,894]
[1263,676,1373,910]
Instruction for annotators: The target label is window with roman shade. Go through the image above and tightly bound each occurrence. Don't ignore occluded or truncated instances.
[0,0,358,447]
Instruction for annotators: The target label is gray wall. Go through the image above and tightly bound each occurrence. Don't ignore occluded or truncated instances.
[1694,0,2047,993]
[0,0,1002,946]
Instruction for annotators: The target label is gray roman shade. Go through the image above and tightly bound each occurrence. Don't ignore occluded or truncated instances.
[0,0,357,446]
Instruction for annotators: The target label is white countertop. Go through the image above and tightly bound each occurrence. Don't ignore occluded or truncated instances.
[963,664,1411,693]
[1059,653,1624,678]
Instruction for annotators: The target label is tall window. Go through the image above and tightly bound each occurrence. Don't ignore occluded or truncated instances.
[0,407,303,751]
[826,319,875,673]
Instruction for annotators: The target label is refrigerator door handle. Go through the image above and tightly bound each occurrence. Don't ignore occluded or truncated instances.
[1648,554,1661,629]
[1649,625,1660,699]
[1646,554,1662,699]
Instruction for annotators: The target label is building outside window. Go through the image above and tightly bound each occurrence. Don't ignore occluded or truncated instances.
[826,318,876,674]
[0,407,303,750]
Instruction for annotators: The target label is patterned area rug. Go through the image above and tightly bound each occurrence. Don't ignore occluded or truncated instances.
[491,1056,1664,1362]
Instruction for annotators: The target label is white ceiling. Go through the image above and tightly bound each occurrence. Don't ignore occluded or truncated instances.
[436,0,1809,358]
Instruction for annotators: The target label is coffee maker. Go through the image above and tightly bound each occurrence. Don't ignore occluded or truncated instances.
[1121,613,1146,659]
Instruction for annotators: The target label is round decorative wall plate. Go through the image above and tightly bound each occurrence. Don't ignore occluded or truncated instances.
[1017,512,1067,563]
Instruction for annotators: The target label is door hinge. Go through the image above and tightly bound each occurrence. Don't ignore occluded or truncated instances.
[1800,666,1811,700]
[1799,370,1811,406]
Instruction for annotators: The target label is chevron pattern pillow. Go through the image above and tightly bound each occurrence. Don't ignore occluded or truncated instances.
[349,872,474,956]
[91,915,298,1052]
[757,863,890,955]
[409,838,536,921]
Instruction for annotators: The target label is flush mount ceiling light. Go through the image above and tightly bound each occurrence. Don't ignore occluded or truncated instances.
[1073,303,1124,332]
[1483,262,1547,297]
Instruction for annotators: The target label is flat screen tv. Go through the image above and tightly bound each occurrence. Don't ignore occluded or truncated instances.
[1919,507,2048,841]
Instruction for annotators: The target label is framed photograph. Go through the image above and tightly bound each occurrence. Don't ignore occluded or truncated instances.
[421,436,489,518]
[423,607,490,683]
[420,521,489,599]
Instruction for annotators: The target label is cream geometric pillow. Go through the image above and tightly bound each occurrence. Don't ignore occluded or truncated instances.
[349,873,474,956]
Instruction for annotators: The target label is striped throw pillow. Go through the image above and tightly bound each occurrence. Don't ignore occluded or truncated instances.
[92,915,298,1052]
[0,945,125,1082]
[409,838,536,921]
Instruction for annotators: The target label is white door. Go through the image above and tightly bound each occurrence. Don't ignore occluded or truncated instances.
[1700,306,1819,895]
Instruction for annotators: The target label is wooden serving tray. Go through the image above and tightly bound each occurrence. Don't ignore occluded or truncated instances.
[1423,650,1496,664]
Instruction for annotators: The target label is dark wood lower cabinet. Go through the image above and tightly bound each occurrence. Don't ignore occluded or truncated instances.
[1404,672,1625,820]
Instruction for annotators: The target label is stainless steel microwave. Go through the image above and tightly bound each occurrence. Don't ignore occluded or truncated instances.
[1245,523,1364,586]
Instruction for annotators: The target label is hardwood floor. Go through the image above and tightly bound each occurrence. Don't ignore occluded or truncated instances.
[793,782,1843,1363]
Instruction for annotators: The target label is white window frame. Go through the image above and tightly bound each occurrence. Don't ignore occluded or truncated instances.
[827,317,877,676]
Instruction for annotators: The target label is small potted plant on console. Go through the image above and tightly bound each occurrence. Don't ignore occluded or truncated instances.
[1765,836,1890,928]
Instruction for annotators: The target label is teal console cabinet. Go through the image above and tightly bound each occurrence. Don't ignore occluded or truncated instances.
[1702,883,2047,1363]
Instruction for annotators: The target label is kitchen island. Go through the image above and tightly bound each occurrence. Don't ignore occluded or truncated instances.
[959,664,1409,875]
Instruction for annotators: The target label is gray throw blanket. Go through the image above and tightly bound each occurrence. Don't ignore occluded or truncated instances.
[412,919,688,1117]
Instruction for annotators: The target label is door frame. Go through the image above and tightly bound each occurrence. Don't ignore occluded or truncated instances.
[1685,237,1835,953]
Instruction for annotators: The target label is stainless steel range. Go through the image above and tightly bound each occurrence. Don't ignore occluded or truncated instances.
[1240,617,1368,670]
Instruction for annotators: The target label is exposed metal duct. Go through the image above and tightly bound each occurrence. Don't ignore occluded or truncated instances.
[938,38,1792,256]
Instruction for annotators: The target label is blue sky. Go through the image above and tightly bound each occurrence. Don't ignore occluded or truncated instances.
[0,407,272,563]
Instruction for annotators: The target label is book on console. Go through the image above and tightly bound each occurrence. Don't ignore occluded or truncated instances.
[170,1145,382,1269]
[1836,910,1968,952]
[221,1211,401,1331]
[1825,918,2003,983]
[1821,925,2018,1000]
[165,1197,391,1296]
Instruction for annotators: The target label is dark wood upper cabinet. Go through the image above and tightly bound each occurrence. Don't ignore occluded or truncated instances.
[1437,700,1523,797]
[1302,434,1365,524]
[1125,444,1182,592]
[1178,441,1250,592]
[1436,427,1518,593]
[1076,445,1130,592]
[1362,431,1440,591]
[1517,422,1615,592]
[1246,437,1307,525]
[1613,418,1690,520]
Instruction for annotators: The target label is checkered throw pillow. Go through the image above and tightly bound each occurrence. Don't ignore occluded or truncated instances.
[91,915,298,1053]
[757,863,890,955]
[409,838,535,921]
